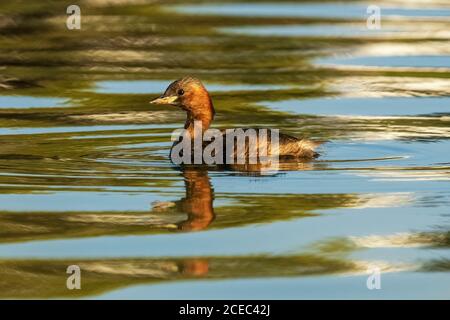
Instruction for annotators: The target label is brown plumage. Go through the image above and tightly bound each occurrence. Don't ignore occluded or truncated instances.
[150,76,319,164]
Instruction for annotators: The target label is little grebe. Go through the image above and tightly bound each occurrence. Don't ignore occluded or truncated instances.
[150,77,319,163]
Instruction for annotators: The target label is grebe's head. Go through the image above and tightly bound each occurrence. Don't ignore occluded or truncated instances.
[150,77,214,117]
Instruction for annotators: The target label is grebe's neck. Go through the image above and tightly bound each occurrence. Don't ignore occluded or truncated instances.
[184,112,213,135]
[183,104,215,138]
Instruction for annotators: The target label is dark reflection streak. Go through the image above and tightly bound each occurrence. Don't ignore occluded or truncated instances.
[0,254,359,299]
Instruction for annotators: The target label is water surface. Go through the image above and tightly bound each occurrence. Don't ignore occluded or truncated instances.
[0,0,449,299]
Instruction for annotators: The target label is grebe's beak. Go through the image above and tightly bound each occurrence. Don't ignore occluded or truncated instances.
[149,94,179,105]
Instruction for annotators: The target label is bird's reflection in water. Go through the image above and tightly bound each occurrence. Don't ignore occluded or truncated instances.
[152,167,215,231]
[177,168,215,231]
[151,168,214,277]
[152,161,317,232]
[180,258,210,277]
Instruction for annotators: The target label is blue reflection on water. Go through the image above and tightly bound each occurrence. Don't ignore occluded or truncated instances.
[0,96,68,109]
[318,55,450,68]
[264,97,450,116]
[176,3,450,19]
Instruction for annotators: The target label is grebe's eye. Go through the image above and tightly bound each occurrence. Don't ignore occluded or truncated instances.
[177,89,184,96]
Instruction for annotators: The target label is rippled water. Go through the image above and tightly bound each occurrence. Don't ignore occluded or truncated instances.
[0,0,449,299]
